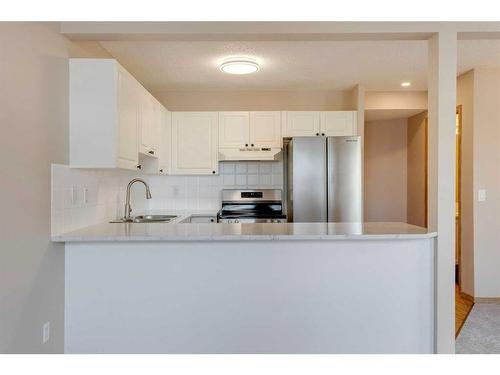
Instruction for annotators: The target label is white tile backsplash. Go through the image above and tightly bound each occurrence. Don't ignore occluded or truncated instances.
[52,160,284,235]
[51,164,146,236]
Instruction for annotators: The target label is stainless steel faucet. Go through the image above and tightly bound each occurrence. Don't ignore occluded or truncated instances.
[124,178,152,221]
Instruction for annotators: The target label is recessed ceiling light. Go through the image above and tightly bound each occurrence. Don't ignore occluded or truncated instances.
[220,57,259,75]
[401,82,411,87]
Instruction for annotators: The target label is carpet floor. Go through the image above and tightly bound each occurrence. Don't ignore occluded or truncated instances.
[456,303,500,354]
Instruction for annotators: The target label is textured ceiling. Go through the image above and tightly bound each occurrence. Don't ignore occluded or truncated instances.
[100,40,500,92]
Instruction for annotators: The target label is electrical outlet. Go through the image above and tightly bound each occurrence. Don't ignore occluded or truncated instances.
[42,322,50,344]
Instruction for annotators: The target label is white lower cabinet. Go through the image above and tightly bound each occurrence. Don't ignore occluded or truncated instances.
[171,112,219,175]
[320,111,357,136]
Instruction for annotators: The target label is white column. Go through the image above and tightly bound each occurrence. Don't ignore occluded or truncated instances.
[427,32,457,353]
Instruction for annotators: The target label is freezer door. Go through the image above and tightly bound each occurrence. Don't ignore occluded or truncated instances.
[288,137,327,222]
[327,136,362,222]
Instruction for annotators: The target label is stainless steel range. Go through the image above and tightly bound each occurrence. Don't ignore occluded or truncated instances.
[217,189,287,223]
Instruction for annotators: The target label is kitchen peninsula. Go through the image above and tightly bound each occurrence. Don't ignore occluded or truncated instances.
[55,222,436,354]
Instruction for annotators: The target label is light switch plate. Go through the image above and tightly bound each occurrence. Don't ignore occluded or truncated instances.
[71,185,78,206]
[478,189,487,202]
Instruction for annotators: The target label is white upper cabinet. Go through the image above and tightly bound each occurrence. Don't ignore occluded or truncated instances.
[70,58,170,172]
[283,111,321,137]
[249,111,282,148]
[171,112,219,175]
[139,92,161,157]
[158,107,172,174]
[70,59,139,170]
[320,111,357,136]
[219,112,250,148]
[116,67,140,169]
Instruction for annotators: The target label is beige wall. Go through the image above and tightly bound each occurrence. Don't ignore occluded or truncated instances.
[471,68,500,298]
[0,23,108,353]
[456,68,500,298]
[364,118,408,222]
[365,91,428,110]
[152,90,355,111]
[68,40,113,58]
[406,111,427,227]
[456,71,475,297]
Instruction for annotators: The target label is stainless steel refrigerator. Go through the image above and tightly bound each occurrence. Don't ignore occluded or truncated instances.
[284,136,362,222]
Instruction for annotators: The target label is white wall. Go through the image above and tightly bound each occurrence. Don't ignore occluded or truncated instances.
[364,118,408,222]
[64,238,435,353]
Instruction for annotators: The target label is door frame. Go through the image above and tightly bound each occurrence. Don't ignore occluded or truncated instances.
[455,105,463,287]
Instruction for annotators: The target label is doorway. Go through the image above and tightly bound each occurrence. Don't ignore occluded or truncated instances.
[454,105,474,336]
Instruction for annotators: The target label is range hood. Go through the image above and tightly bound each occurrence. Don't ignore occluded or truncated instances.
[218,147,282,161]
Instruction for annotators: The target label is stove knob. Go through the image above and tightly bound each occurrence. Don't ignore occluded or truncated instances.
[234,219,240,223]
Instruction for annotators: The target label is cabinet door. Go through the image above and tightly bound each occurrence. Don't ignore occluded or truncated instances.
[171,112,218,175]
[320,111,357,136]
[249,111,282,148]
[139,91,152,154]
[284,111,320,137]
[158,108,171,174]
[149,97,161,155]
[219,112,250,148]
[116,69,139,170]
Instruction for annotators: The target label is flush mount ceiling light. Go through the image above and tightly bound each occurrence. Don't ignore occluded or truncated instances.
[220,57,259,75]
[401,81,412,87]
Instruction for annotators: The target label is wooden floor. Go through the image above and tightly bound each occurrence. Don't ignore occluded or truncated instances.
[456,284,474,336]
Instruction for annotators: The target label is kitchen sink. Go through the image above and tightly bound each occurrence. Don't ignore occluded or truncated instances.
[132,215,178,223]
[110,215,178,223]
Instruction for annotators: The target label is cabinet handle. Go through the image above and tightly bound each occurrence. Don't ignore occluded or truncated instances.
[321,133,325,136]
[251,143,254,147]
[245,144,248,147]
[210,219,215,222]
[159,169,163,173]
[148,150,154,155]
[212,171,216,174]
[136,165,142,169]
[316,133,319,136]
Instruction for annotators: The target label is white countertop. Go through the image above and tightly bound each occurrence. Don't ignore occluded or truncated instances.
[52,221,436,242]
